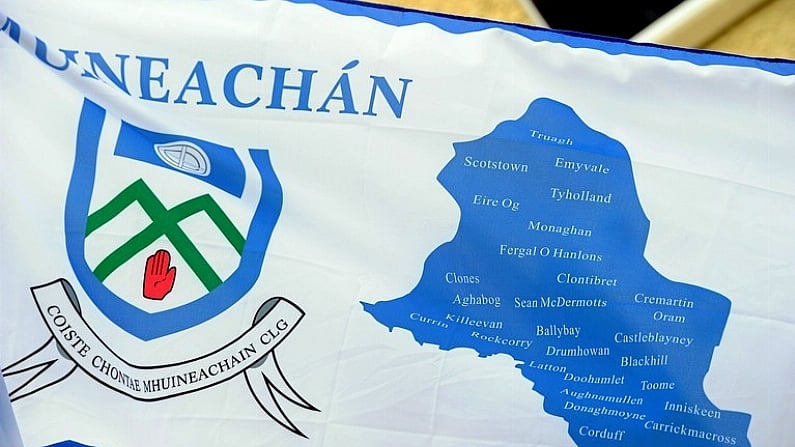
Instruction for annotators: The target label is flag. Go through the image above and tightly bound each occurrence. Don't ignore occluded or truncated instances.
[0,372,24,447]
[1,1,793,447]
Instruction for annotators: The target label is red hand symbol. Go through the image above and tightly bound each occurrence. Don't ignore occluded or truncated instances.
[143,249,177,300]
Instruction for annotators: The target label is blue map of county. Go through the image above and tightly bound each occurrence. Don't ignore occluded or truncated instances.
[363,98,752,446]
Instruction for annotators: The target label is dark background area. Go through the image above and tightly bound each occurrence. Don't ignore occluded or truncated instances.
[533,0,686,38]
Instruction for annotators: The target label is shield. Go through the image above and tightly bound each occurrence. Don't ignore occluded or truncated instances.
[65,99,282,340]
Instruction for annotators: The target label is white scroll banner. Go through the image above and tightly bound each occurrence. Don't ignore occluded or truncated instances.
[3,279,318,436]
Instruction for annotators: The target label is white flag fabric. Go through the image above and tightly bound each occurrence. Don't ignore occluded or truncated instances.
[0,373,24,447]
[1,1,794,447]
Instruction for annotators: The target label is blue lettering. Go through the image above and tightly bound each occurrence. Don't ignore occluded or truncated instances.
[317,59,359,114]
[60,49,94,78]
[137,56,170,103]
[364,76,412,118]
[0,16,21,42]
[267,66,316,111]
[85,52,130,94]
[224,63,263,108]
[0,26,414,119]
[34,38,72,71]
[175,60,217,105]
